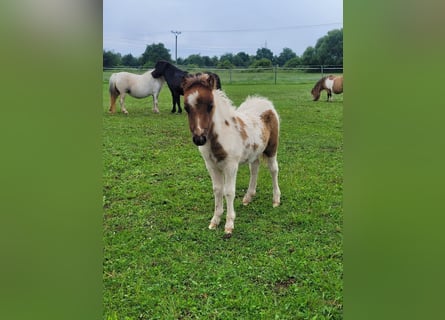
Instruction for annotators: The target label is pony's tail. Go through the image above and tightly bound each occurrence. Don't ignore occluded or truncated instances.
[109,74,120,96]
[108,74,120,113]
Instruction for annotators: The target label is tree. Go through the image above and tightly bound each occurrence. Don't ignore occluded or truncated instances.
[250,58,273,68]
[202,55,217,67]
[284,57,301,68]
[276,48,297,67]
[140,43,171,67]
[255,48,274,62]
[219,53,234,65]
[232,52,251,67]
[301,46,318,66]
[217,59,233,69]
[184,54,204,67]
[103,50,121,68]
[121,53,139,67]
[314,28,343,66]
[301,29,343,69]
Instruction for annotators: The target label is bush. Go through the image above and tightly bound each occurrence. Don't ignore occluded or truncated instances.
[250,58,273,68]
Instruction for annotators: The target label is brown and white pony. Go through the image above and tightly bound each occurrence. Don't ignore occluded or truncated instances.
[311,75,343,101]
[182,73,281,237]
[108,69,165,114]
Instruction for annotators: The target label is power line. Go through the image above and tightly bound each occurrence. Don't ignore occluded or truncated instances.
[182,22,342,33]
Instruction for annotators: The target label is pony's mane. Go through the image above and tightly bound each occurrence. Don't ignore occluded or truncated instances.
[213,89,236,114]
[313,76,328,91]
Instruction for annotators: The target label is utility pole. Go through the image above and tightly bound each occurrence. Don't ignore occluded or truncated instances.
[171,30,181,63]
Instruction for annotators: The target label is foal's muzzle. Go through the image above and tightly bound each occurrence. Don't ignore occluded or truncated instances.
[193,135,207,146]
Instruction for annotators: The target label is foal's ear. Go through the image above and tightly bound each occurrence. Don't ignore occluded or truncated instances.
[181,74,192,91]
[204,73,216,90]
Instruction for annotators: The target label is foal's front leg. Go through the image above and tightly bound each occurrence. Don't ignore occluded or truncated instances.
[327,89,332,102]
[208,167,224,230]
[223,164,238,235]
[170,92,177,113]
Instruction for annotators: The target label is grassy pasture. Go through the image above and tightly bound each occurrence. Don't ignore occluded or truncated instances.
[103,78,343,319]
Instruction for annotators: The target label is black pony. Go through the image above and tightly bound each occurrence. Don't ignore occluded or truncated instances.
[151,60,221,114]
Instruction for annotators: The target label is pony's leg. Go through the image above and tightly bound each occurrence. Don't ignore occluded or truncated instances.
[207,167,224,230]
[242,159,260,205]
[177,95,182,114]
[170,93,176,113]
[327,90,332,102]
[223,164,239,235]
[152,94,160,113]
[109,93,117,113]
[119,94,129,114]
[267,156,281,207]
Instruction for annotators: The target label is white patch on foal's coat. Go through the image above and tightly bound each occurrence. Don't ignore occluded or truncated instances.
[186,90,199,107]
[325,78,334,91]
[187,90,206,134]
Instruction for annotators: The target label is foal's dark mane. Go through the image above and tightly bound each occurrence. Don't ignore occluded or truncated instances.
[312,76,327,93]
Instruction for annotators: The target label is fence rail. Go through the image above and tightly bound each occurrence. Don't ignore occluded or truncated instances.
[103,65,343,85]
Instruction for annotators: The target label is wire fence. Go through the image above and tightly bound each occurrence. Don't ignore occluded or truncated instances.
[103,65,343,85]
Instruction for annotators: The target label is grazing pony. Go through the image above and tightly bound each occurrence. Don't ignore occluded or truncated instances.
[311,75,343,101]
[182,73,281,237]
[108,69,165,114]
[151,60,221,114]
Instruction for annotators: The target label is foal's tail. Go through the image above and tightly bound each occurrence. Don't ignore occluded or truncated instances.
[108,73,120,113]
[109,73,120,96]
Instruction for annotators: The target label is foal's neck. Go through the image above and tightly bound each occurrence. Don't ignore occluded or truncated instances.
[213,90,236,119]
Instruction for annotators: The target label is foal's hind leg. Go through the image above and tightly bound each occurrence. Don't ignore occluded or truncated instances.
[120,94,129,114]
[243,159,260,205]
[109,93,118,113]
[267,156,281,207]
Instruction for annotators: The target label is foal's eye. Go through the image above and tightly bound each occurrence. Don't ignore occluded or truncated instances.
[207,102,213,113]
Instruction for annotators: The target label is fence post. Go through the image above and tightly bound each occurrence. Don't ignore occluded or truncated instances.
[274,65,278,85]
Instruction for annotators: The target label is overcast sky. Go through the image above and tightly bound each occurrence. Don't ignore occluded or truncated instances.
[103,0,343,59]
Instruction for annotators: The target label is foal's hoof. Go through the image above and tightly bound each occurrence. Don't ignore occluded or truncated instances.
[208,223,217,230]
[223,232,232,239]
[273,201,280,208]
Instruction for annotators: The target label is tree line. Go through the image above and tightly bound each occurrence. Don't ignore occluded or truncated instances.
[103,28,342,71]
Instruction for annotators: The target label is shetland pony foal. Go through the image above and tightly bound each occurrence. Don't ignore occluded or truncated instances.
[182,73,281,237]
[109,69,165,114]
[311,75,343,101]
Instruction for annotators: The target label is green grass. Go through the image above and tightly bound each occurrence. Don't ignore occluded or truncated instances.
[103,80,343,319]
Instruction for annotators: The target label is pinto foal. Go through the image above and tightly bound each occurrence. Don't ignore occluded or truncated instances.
[182,73,281,237]
[311,75,343,101]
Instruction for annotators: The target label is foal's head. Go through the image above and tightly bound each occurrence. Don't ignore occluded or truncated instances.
[311,78,324,101]
[182,73,219,146]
